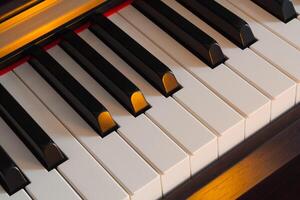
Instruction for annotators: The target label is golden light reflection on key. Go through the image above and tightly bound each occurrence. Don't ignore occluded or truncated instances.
[98,111,118,135]
[208,43,225,67]
[131,91,150,116]
[162,72,181,96]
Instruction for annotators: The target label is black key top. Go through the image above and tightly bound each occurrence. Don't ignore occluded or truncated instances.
[132,0,226,68]
[0,146,29,195]
[177,0,257,49]
[60,30,150,116]
[90,15,182,97]
[252,0,297,23]
[0,84,67,171]
[28,46,118,137]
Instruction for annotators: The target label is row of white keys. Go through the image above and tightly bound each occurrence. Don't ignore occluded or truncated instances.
[219,0,300,103]
[82,20,218,176]
[112,13,245,156]
[0,107,81,200]
[165,0,296,122]
[170,0,297,120]
[119,4,270,137]
[0,186,31,200]
[14,60,162,200]
[163,0,274,135]
[227,0,300,51]
[44,41,190,195]
[0,72,128,200]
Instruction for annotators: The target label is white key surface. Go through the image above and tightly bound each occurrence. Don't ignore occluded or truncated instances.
[86,18,218,175]
[294,0,300,18]
[0,187,31,200]
[120,4,270,138]
[14,58,162,200]
[174,0,297,120]
[48,40,190,194]
[0,113,81,200]
[220,0,300,103]
[227,0,300,51]
[0,71,128,200]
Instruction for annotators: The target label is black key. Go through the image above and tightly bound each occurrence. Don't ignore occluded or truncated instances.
[28,46,118,137]
[89,14,182,97]
[132,0,226,68]
[177,0,257,49]
[252,0,297,23]
[0,146,29,195]
[60,30,150,116]
[0,84,67,171]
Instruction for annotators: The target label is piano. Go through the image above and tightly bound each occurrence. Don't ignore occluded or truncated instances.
[0,0,300,199]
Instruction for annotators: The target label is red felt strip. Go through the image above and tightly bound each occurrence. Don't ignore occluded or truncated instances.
[43,38,62,50]
[74,22,92,33]
[103,0,133,17]
[0,56,30,76]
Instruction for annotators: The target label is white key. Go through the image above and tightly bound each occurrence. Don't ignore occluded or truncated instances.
[0,72,128,200]
[227,0,300,51]
[0,186,31,200]
[0,115,81,200]
[173,0,296,120]
[120,4,270,138]
[82,21,218,175]
[118,6,245,155]
[48,43,190,195]
[220,0,300,103]
[294,0,300,19]
[14,60,162,200]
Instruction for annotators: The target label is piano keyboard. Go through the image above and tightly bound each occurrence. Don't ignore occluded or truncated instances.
[0,0,300,199]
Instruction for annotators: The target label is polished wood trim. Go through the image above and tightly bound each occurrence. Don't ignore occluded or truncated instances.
[0,0,42,22]
[163,103,300,200]
[239,154,300,200]
[0,0,57,33]
[0,0,106,58]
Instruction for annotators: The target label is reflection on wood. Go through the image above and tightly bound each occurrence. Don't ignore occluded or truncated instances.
[0,0,43,23]
[0,0,105,58]
[239,154,300,200]
[189,119,300,200]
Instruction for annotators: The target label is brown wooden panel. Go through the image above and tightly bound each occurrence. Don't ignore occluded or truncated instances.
[0,0,43,23]
[0,0,106,58]
[239,154,300,200]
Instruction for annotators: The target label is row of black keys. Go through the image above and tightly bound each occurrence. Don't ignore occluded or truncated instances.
[1,0,297,196]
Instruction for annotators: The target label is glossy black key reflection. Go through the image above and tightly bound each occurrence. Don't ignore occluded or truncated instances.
[252,0,297,23]
[28,46,118,137]
[0,146,29,195]
[60,30,151,116]
[0,84,67,171]
[177,0,257,49]
[132,0,226,68]
[90,14,182,97]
